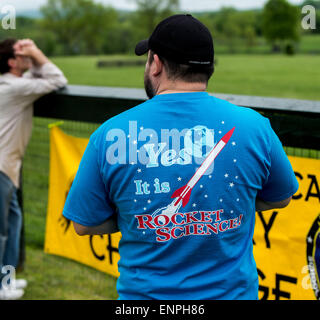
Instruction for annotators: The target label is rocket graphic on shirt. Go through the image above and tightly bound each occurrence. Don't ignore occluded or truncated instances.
[151,127,235,224]
[134,125,243,242]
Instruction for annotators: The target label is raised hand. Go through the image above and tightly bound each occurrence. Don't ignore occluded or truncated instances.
[13,39,37,56]
[13,39,49,67]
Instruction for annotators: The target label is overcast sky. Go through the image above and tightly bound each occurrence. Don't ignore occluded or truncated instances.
[2,0,304,13]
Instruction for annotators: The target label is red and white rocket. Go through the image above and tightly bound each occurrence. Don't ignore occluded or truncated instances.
[152,127,235,222]
[171,127,235,207]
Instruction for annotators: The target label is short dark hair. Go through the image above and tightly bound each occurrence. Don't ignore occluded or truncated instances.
[149,50,214,84]
[0,38,17,74]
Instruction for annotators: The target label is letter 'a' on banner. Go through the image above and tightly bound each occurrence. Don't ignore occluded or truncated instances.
[45,127,320,300]
[44,126,121,277]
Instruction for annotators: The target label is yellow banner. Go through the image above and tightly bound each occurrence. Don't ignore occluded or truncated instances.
[45,127,320,300]
[44,127,121,277]
[253,156,320,300]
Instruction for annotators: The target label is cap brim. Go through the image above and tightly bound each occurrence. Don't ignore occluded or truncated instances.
[135,39,149,56]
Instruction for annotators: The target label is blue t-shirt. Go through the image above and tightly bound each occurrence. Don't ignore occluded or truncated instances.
[63,92,299,300]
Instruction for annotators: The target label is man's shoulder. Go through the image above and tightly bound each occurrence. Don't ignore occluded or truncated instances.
[213,94,261,113]
[0,73,31,86]
[91,94,271,144]
[0,74,20,95]
[0,73,12,84]
[212,95,269,124]
[100,99,152,127]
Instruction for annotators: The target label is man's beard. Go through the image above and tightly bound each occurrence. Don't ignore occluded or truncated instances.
[144,71,155,99]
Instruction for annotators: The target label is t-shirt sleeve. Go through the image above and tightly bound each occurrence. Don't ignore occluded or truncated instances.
[63,137,115,227]
[257,122,299,202]
[15,63,67,97]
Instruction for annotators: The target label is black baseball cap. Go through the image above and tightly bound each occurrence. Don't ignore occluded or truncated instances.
[135,14,214,67]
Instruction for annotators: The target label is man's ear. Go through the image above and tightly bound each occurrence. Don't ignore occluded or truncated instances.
[7,58,16,70]
[151,54,163,77]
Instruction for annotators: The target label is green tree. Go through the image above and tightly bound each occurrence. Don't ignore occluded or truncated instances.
[133,0,180,39]
[243,25,257,50]
[234,11,258,51]
[211,8,241,53]
[0,17,60,56]
[194,9,259,53]
[262,0,300,53]
[103,21,136,54]
[40,0,118,55]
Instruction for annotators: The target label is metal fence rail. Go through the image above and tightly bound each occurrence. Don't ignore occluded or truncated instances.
[34,85,320,150]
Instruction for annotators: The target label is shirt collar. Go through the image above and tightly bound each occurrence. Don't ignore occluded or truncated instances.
[151,91,210,101]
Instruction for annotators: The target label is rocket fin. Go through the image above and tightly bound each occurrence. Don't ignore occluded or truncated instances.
[171,185,188,199]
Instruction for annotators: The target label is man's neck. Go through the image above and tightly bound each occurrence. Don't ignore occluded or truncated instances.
[156,81,207,96]
[9,69,23,77]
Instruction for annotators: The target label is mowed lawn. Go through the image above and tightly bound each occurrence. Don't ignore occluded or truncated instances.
[19,53,319,300]
[51,54,320,101]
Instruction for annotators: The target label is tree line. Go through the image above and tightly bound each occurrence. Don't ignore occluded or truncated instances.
[0,0,318,56]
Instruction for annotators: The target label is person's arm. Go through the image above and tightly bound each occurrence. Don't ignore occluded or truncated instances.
[255,196,292,212]
[63,135,118,236]
[256,120,299,212]
[73,215,119,236]
[13,39,68,95]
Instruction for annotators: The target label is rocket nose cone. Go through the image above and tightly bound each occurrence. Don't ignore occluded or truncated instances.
[221,127,235,143]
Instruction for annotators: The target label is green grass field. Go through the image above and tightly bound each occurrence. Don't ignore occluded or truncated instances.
[20,119,119,300]
[17,53,320,300]
[51,53,320,100]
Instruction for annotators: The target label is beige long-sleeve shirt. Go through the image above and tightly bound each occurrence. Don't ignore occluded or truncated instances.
[0,62,68,188]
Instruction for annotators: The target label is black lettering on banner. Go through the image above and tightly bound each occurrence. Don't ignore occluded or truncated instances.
[58,177,74,234]
[257,268,269,300]
[272,274,297,300]
[107,234,119,265]
[293,171,303,200]
[89,235,119,265]
[89,235,105,261]
[305,174,320,202]
[257,211,278,249]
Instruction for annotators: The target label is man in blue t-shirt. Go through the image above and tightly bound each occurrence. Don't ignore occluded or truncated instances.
[63,14,299,300]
